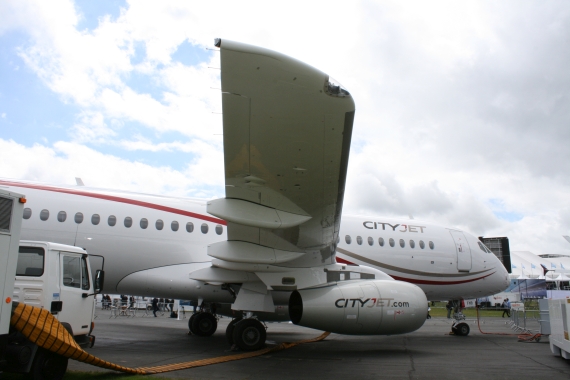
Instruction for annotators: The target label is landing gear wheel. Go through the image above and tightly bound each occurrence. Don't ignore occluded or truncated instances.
[30,348,68,380]
[191,313,218,336]
[232,319,266,351]
[188,313,198,334]
[454,322,470,336]
[226,317,243,345]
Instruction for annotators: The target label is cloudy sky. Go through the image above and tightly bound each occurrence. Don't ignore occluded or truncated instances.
[1,0,569,256]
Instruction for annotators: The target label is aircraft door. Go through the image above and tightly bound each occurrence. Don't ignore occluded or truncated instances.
[449,230,472,272]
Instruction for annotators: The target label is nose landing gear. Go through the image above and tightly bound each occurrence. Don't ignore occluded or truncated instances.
[451,321,470,336]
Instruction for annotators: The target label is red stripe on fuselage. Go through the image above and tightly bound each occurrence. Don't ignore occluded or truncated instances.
[391,272,496,286]
[0,180,227,225]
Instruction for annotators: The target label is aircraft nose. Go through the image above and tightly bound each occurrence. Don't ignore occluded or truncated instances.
[498,265,510,291]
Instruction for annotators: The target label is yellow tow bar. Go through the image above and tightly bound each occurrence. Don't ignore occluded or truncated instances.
[10,302,329,375]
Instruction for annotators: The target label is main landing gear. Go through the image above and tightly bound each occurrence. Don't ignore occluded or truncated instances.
[226,316,266,351]
[188,312,218,336]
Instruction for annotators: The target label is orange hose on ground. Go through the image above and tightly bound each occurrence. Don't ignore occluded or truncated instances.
[10,302,330,375]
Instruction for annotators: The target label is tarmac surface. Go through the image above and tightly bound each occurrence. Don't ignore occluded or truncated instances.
[67,308,570,379]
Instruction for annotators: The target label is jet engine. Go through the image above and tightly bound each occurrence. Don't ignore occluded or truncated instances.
[289,280,428,335]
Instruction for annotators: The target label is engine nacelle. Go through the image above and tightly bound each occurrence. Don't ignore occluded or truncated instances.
[289,280,428,335]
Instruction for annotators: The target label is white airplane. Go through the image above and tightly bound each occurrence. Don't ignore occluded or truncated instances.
[0,39,509,349]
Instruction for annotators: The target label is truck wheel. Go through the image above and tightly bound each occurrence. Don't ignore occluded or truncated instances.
[232,319,266,351]
[225,317,242,345]
[30,348,68,380]
[191,313,217,336]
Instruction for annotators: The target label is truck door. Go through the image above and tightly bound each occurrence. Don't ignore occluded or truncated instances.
[449,230,472,272]
[58,252,92,336]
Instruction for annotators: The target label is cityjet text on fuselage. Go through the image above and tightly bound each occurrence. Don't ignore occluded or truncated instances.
[363,222,426,233]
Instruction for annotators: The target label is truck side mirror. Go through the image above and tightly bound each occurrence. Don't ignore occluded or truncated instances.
[95,270,105,293]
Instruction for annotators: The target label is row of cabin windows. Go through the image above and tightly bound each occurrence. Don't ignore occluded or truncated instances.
[22,208,223,235]
[344,235,434,250]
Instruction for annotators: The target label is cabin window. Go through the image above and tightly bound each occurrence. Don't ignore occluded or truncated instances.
[399,239,405,248]
[389,238,395,247]
[40,209,49,221]
[92,214,100,225]
[156,219,164,230]
[75,212,84,224]
[215,225,223,235]
[368,237,374,246]
[378,237,385,247]
[419,240,425,249]
[16,246,44,277]
[57,211,67,222]
[345,235,352,244]
[356,236,363,245]
[410,240,415,249]
[23,208,32,220]
[201,223,209,234]
[186,222,194,233]
[140,218,148,229]
[171,221,179,231]
[124,217,132,228]
[108,215,116,226]
[429,241,435,250]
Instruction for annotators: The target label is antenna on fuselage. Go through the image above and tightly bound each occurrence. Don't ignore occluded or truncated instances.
[408,214,414,220]
[75,177,85,186]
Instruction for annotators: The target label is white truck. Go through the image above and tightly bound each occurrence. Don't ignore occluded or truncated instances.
[0,189,24,375]
[1,190,105,380]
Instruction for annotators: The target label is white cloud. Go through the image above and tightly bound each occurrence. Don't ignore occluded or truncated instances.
[0,138,224,198]
[1,0,569,257]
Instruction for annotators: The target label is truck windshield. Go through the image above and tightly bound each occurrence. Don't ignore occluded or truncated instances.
[16,247,45,277]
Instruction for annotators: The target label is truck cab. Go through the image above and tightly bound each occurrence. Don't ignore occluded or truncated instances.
[13,241,98,345]
[2,241,103,379]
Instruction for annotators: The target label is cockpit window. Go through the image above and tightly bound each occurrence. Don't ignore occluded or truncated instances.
[324,76,350,97]
[478,241,486,252]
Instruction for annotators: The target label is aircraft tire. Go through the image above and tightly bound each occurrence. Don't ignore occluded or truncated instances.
[30,348,68,380]
[455,323,470,336]
[191,312,218,337]
[225,317,242,345]
[232,319,266,351]
[188,313,198,334]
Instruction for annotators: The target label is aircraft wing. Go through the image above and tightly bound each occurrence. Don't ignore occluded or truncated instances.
[198,39,355,305]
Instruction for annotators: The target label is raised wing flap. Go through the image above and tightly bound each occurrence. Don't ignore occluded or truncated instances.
[216,39,355,252]
[207,198,311,229]
[208,241,305,264]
